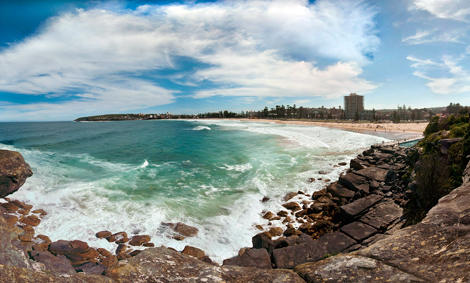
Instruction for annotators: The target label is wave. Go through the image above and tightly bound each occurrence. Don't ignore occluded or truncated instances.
[192,126,211,131]
[139,160,149,169]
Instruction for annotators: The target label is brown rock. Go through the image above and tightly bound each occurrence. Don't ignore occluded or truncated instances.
[269,227,284,237]
[117,253,132,260]
[32,208,47,216]
[143,242,155,247]
[17,208,30,215]
[3,214,18,225]
[282,201,301,212]
[174,222,199,237]
[36,234,51,244]
[97,248,111,257]
[182,245,205,259]
[20,215,40,226]
[0,150,33,198]
[277,210,289,217]
[106,247,304,282]
[283,192,298,202]
[129,235,151,246]
[10,200,33,210]
[115,244,128,254]
[223,248,272,269]
[102,254,118,268]
[95,230,112,239]
[106,231,127,242]
[262,211,274,219]
[18,233,33,242]
[172,235,185,241]
[130,250,142,257]
[1,202,20,212]
[115,236,129,244]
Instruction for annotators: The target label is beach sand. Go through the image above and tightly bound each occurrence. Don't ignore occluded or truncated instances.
[233,119,428,140]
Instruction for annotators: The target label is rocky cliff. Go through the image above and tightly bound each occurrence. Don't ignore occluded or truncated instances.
[1,146,470,282]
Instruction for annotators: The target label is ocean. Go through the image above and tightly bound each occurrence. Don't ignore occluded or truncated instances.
[0,119,392,262]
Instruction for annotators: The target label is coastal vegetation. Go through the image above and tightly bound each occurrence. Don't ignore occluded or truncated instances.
[402,109,470,224]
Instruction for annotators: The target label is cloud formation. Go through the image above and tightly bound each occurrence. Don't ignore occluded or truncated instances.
[408,53,470,94]
[0,0,379,120]
[412,0,470,22]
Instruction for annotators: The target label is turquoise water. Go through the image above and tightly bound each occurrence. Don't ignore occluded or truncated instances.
[0,120,389,261]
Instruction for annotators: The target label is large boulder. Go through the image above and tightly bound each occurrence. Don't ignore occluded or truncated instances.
[0,150,33,198]
[223,248,272,269]
[105,247,305,282]
[29,251,76,275]
[272,232,356,269]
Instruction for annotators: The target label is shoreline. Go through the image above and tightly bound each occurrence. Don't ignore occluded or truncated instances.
[228,118,426,141]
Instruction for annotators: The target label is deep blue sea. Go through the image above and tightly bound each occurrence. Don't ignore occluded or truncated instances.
[0,119,391,261]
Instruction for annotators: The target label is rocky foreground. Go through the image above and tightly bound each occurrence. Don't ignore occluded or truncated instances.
[1,144,470,282]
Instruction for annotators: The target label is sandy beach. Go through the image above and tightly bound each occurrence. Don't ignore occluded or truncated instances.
[234,119,428,140]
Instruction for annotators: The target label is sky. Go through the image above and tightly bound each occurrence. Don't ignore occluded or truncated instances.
[0,0,469,121]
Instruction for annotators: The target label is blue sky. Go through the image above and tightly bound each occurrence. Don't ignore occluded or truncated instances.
[0,0,469,121]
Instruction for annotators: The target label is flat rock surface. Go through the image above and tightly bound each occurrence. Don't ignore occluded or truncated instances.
[360,201,403,229]
[294,255,424,283]
[340,194,383,224]
[338,173,368,192]
[106,247,305,282]
[340,221,377,242]
[272,232,356,269]
[354,167,389,182]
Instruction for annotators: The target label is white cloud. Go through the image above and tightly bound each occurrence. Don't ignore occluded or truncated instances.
[408,54,470,94]
[192,51,377,98]
[402,29,465,44]
[412,0,470,22]
[0,0,379,120]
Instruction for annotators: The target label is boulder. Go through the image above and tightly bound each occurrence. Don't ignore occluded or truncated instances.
[20,215,41,226]
[272,232,356,269]
[105,247,305,282]
[350,158,366,170]
[29,251,76,275]
[95,231,112,239]
[173,222,199,237]
[252,232,275,255]
[269,227,283,237]
[129,235,151,246]
[282,201,302,212]
[74,261,106,275]
[326,183,355,199]
[338,172,369,193]
[182,245,205,259]
[223,248,272,269]
[0,150,33,198]
[340,194,383,224]
[106,231,127,243]
[49,240,99,263]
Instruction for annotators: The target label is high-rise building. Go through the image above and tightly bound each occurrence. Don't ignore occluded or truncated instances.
[344,93,364,119]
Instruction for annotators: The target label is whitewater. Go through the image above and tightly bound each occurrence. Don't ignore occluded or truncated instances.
[0,120,390,262]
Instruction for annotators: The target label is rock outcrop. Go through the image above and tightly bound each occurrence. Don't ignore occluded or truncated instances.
[294,161,470,282]
[0,150,33,198]
[105,247,304,282]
